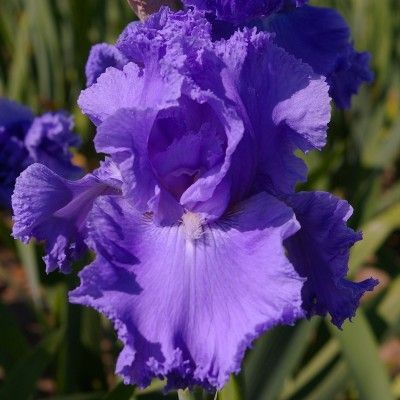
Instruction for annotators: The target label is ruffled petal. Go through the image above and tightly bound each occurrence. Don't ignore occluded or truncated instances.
[95,108,183,224]
[264,5,373,108]
[116,8,212,65]
[178,90,244,218]
[92,51,245,223]
[217,29,330,194]
[284,192,378,327]
[92,158,123,188]
[70,192,304,389]
[85,43,128,87]
[78,62,183,126]
[12,162,121,273]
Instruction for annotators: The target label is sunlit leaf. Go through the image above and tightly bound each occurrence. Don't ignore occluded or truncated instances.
[329,312,394,400]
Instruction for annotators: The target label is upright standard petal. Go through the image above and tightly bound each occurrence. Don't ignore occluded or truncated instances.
[78,62,183,126]
[94,90,244,224]
[12,162,121,273]
[217,30,330,194]
[263,5,373,108]
[70,193,304,389]
[116,7,212,65]
[284,192,378,327]
[89,29,246,223]
[81,9,258,222]
[94,107,177,222]
[85,43,128,87]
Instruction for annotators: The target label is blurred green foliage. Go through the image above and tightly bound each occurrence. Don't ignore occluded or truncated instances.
[0,0,399,399]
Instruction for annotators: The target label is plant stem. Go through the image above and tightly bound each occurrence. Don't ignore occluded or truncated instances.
[177,389,194,400]
[15,240,43,311]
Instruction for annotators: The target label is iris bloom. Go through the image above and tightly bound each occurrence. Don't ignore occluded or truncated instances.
[182,0,373,108]
[12,8,377,391]
[0,98,81,208]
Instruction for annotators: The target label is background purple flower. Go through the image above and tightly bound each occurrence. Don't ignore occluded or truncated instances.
[0,98,81,209]
[180,1,372,109]
[262,5,374,108]
[0,99,33,208]
[24,112,82,178]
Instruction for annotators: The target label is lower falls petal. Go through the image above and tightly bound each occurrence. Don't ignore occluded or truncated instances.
[70,192,305,389]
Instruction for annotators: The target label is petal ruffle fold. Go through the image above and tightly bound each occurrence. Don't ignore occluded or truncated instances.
[12,162,121,273]
[78,62,183,127]
[284,191,378,327]
[217,29,330,194]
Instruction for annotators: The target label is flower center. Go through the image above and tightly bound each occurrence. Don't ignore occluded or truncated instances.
[181,212,204,241]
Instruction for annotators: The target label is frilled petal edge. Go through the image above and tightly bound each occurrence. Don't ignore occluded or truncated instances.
[85,43,128,87]
[78,62,183,126]
[284,191,378,327]
[12,163,120,273]
[217,29,330,194]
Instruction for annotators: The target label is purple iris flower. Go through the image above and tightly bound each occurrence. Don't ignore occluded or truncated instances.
[0,98,81,209]
[12,7,377,391]
[182,0,306,22]
[181,0,373,108]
